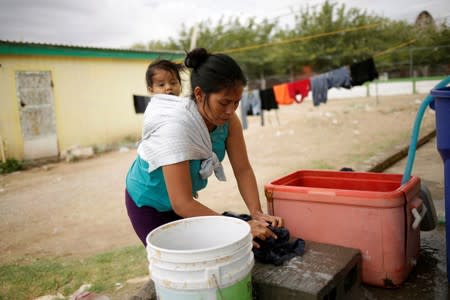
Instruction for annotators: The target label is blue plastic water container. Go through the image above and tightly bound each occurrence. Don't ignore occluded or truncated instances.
[431,87,450,160]
[430,86,450,283]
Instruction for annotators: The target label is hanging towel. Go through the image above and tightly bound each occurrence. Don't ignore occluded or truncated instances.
[249,90,261,115]
[259,88,279,110]
[251,89,264,126]
[137,94,226,181]
[273,83,295,105]
[287,79,311,103]
[240,90,262,129]
[327,66,352,89]
[240,91,251,130]
[350,57,379,86]
[311,74,329,106]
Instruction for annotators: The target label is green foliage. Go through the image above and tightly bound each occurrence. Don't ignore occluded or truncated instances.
[0,246,147,299]
[409,23,450,75]
[283,1,387,72]
[129,0,448,81]
[0,159,22,174]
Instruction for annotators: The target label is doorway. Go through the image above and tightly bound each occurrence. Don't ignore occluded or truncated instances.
[16,71,58,160]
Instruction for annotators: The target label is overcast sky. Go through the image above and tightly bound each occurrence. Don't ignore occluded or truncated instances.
[0,0,448,49]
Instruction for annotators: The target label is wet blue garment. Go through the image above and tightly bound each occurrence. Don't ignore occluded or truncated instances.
[253,225,306,266]
[126,123,228,212]
[222,212,305,266]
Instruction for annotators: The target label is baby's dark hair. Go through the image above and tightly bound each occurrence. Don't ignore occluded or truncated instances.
[184,48,247,98]
[145,59,184,88]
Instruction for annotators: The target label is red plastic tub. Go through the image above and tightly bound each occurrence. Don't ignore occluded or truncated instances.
[264,170,425,287]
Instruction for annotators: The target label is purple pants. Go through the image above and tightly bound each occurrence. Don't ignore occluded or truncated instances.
[125,189,181,246]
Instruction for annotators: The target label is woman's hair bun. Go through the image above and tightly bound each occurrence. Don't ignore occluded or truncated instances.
[185,48,209,69]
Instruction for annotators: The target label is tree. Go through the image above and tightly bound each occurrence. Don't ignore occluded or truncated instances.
[410,20,450,76]
[286,1,402,73]
[166,16,280,86]
[128,1,448,80]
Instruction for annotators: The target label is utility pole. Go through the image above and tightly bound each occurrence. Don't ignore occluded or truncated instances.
[189,26,199,50]
[409,46,414,78]
[409,46,416,94]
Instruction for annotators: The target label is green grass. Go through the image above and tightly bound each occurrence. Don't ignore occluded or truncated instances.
[0,245,148,299]
[0,159,23,174]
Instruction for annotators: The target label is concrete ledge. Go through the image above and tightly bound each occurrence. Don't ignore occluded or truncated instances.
[252,241,361,300]
[132,241,362,300]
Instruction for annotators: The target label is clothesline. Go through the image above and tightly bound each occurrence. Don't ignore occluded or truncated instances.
[374,39,416,58]
[222,23,381,54]
[240,38,418,129]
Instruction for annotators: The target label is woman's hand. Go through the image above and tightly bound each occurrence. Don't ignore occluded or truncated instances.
[248,219,277,248]
[251,211,284,228]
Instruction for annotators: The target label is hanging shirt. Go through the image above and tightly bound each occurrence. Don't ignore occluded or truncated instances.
[273,83,295,105]
[287,79,311,103]
[259,88,279,110]
[311,74,329,106]
[350,57,379,86]
[327,66,352,89]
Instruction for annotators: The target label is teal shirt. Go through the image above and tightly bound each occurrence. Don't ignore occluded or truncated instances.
[126,123,228,211]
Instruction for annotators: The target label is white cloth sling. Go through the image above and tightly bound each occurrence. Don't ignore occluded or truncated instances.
[137,94,226,181]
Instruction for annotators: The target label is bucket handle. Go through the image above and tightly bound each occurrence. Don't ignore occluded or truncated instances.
[412,205,427,230]
[210,271,226,300]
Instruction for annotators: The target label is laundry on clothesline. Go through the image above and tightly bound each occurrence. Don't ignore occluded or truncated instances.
[238,56,379,128]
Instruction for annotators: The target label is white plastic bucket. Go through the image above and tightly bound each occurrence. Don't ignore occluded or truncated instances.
[146,216,254,300]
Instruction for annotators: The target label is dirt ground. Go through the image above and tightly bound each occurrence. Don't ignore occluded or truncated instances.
[0,94,437,265]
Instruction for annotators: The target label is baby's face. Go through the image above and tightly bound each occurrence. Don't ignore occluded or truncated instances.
[148,69,181,96]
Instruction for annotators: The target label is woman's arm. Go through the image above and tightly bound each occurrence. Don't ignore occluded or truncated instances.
[226,113,283,227]
[226,113,263,216]
[163,161,218,217]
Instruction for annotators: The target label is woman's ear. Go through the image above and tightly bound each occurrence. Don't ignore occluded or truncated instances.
[194,86,203,102]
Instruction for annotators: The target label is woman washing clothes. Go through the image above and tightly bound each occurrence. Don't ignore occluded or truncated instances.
[125,48,283,248]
